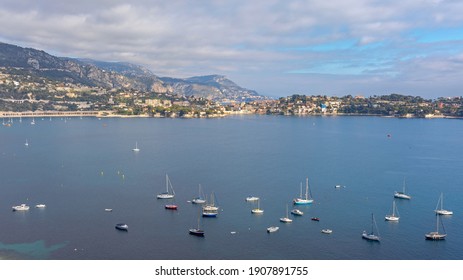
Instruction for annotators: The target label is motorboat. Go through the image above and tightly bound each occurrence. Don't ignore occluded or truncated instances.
[321,229,333,234]
[165,204,178,210]
[311,217,320,221]
[267,226,279,233]
[115,223,128,231]
[35,204,46,208]
[291,209,303,216]
[12,204,30,211]
[245,196,259,202]
[104,208,113,212]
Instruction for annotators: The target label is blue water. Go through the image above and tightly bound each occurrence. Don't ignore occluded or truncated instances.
[0,115,462,259]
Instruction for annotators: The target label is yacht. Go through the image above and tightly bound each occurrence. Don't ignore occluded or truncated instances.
[245,196,259,202]
[12,204,30,211]
[115,223,128,231]
[290,209,303,216]
[35,204,46,208]
[293,177,314,205]
[156,174,175,199]
[267,226,279,233]
[321,229,333,234]
[280,204,293,223]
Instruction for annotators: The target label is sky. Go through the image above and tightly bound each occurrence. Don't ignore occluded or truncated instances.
[1,0,463,99]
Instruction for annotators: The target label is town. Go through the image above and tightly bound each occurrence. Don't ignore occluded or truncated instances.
[1,69,462,119]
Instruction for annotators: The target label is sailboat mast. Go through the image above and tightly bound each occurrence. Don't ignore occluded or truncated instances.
[305,177,309,200]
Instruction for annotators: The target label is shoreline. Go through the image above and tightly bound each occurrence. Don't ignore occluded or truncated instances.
[0,110,461,119]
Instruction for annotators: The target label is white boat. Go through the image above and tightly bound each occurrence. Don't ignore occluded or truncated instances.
[156,174,175,199]
[290,208,303,216]
[25,139,29,146]
[321,229,333,234]
[385,200,400,221]
[202,193,219,217]
[280,204,293,223]
[192,184,206,204]
[104,208,113,212]
[35,204,46,208]
[115,223,128,231]
[394,178,411,199]
[30,118,35,125]
[293,177,314,205]
[267,226,279,233]
[132,142,140,152]
[251,199,264,214]
[425,214,446,240]
[434,193,453,215]
[12,204,30,211]
[245,196,259,202]
[362,213,380,241]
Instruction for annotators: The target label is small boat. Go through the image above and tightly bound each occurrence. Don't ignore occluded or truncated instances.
[165,204,178,210]
[156,174,175,199]
[394,178,411,199]
[189,212,204,237]
[115,223,128,231]
[245,196,259,202]
[291,209,303,216]
[251,199,264,214]
[321,229,333,234]
[385,200,400,221]
[434,193,453,215]
[362,213,380,242]
[189,228,205,236]
[425,214,446,240]
[30,118,35,125]
[12,204,30,211]
[25,139,29,146]
[35,204,46,208]
[192,184,206,204]
[280,204,293,223]
[311,217,320,221]
[335,185,343,188]
[132,142,140,152]
[267,226,279,233]
[104,208,113,212]
[293,177,314,205]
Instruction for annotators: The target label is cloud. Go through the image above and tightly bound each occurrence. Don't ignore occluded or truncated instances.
[1,0,463,98]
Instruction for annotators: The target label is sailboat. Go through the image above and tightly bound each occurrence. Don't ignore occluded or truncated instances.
[156,174,175,199]
[189,210,204,237]
[394,178,411,199]
[202,193,219,217]
[434,193,453,215]
[30,117,35,125]
[192,184,206,204]
[425,214,446,240]
[132,142,140,152]
[251,199,264,214]
[280,204,293,223]
[293,177,314,205]
[25,139,29,146]
[385,200,400,221]
[362,213,380,241]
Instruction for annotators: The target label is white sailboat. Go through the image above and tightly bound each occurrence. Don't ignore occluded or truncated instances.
[192,184,206,204]
[434,193,453,215]
[156,174,175,199]
[293,177,314,205]
[425,214,447,240]
[132,142,140,152]
[280,204,293,223]
[251,199,264,214]
[385,200,400,221]
[362,213,380,241]
[394,178,411,199]
[202,193,219,217]
[30,117,35,125]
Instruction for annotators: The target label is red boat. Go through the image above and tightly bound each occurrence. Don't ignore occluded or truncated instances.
[165,204,178,210]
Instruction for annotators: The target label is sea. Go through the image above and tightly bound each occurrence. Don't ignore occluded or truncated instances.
[0,115,462,260]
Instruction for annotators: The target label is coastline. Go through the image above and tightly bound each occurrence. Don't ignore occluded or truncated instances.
[0,110,461,119]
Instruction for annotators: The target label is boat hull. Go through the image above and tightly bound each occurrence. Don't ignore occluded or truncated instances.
[362,232,380,241]
[165,204,178,210]
[267,226,279,233]
[293,199,314,205]
[189,229,205,236]
[425,232,446,240]
[394,192,411,199]
[385,216,399,221]
[115,224,128,231]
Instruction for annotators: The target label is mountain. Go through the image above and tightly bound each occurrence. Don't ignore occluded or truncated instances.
[0,42,266,101]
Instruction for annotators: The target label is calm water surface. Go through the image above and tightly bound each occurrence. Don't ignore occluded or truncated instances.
[0,115,462,259]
